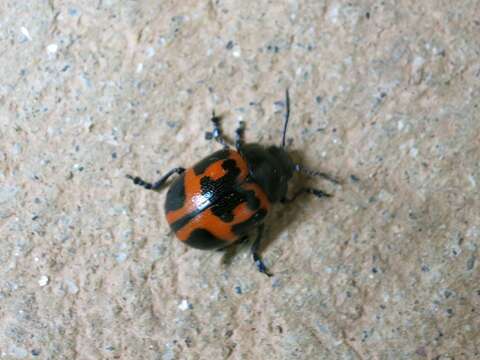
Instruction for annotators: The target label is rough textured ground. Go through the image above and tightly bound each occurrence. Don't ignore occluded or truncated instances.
[1,1,479,359]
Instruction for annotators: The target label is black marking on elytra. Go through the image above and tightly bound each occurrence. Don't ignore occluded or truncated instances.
[169,153,264,233]
[244,186,261,211]
[193,149,231,175]
[232,208,267,236]
[164,173,186,212]
[185,228,226,250]
[210,191,245,222]
[199,158,262,223]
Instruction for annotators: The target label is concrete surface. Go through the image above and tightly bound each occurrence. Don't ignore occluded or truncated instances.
[1,0,479,359]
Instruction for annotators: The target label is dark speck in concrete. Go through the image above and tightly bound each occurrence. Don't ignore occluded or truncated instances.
[421,265,430,272]
[466,255,475,270]
[166,120,177,129]
[266,45,280,53]
[31,349,41,356]
[350,174,360,182]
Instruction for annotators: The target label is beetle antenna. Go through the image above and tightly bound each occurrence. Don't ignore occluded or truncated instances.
[281,88,290,148]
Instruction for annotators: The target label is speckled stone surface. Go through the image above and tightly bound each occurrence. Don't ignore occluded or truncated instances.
[1,1,479,359]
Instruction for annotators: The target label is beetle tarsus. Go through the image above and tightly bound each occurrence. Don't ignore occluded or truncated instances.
[235,121,246,150]
[127,167,185,191]
[254,254,273,277]
[206,111,230,148]
[250,224,272,276]
[281,187,332,203]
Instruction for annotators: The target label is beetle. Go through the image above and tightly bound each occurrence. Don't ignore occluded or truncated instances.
[127,90,338,276]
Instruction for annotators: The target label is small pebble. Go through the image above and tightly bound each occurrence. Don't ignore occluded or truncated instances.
[232,47,241,58]
[146,47,155,57]
[115,252,128,263]
[20,27,32,40]
[178,299,192,311]
[46,44,58,54]
[38,275,49,287]
[68,8,79,16]
[65,279,79,294]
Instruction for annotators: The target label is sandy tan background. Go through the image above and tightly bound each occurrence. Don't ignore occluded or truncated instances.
[1,0,479,359]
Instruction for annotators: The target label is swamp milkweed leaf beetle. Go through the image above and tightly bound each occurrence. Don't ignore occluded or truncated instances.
[127,90,339,276]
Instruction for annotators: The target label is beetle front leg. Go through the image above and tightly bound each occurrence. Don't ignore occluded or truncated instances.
[126,167,185,191]
[235,121,246,150]
[205,111,230,149]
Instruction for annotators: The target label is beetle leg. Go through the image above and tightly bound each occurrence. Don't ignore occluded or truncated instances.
[236,234,249,245]
[205,111,230,149]
[281,187,331,204]
[126,167,185,191]
[235,121,246,150]
[251,224,273,277]
[294,164,341,185]
[215,235,249,253]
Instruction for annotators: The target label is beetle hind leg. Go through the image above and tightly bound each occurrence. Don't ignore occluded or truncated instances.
[126,167,185,191]
[281,187,331,203]
[281,164,339,203]
[218,235,249,268]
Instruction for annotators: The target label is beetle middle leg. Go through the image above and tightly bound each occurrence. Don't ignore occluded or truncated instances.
[216,235,248,252]
[217,235,249,268]
[126,167,185,191]
[251,224,273,277]
[205,111,229,149]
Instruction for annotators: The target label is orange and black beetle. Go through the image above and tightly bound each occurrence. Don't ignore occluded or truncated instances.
[127,90,337,276]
